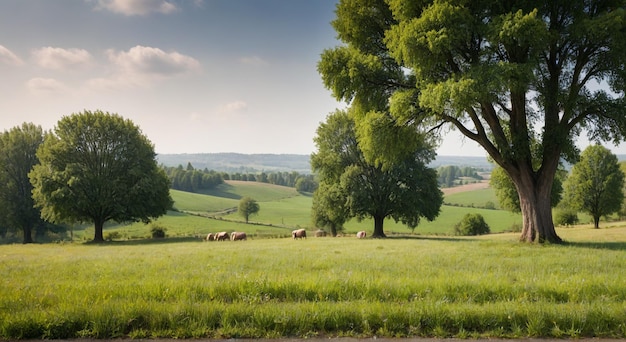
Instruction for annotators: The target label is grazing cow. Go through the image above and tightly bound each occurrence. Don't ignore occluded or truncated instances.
[356,231,367,239]
[314,229,327,237]
[231,231,247,241]
[292,228,307,239]
[205,233,216,241]
[215,231,229,241]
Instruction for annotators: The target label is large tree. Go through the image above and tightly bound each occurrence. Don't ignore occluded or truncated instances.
[0,123,45,243]
[29,110,173,242]
[562,145,624,228]
[311,109,442,238]
[319,0,626,243]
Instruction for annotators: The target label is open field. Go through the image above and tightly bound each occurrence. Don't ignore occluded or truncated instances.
[78,181,522,242]
[1,227,626,339]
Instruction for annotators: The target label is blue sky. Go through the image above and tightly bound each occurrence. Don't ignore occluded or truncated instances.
[2,0,615,157]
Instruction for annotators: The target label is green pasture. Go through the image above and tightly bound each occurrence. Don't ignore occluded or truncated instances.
[444,187,500,208]
[1,227,626,339]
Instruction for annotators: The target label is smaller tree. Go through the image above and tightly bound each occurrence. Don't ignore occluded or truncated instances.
[238,197,259,223]
[562,145,625,229]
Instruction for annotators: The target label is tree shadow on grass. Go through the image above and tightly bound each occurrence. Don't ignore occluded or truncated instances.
[85,236,202,246]
[562,241,626,251]
[383,234,479,242]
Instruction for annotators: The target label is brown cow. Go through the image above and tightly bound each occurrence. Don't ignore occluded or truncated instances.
[292,228,306,239]
[231,231,247,241]
[205,233,216,241]
[215,231,229,241]
[314,229,327,237]
[356,231,367,239]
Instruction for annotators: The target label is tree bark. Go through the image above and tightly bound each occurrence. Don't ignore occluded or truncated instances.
[22,225,33,244]
[93,219,105,242]
[593,216,600,229]
[516,174,562,243]
[371,215,386,238]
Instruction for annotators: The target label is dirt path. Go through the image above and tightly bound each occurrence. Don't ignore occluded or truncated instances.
[441,180,490,195]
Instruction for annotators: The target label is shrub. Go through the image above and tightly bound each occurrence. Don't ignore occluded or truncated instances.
[454,213,490,236]
[150,225,167,238]
[104,231,121,241]
[554,209,579,226]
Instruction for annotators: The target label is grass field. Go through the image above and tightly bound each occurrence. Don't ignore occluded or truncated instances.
[1,227,626,339]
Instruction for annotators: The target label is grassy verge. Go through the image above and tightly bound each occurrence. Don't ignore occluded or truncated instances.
[2,227,626,339]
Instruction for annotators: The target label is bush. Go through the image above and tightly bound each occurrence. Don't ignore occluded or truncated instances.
[150,225,167,238]
[454,213,490,236]
[554,209,579,226]
[104,231,121,241]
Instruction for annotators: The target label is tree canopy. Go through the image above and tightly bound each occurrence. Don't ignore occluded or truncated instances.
[238,197,260,224]
[29,110,173,242]
[0,123,45,243]
[319,0,626,243]
[311,109,443,238]
[562,145,625,228]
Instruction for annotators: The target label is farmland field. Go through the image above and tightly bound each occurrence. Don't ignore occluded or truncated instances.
[1,227,626,339]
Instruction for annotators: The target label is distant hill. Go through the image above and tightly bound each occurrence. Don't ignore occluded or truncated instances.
[157,153,493,173]
[157,153,312,174]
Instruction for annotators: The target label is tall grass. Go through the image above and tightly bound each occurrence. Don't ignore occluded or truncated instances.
[2,229,626,339]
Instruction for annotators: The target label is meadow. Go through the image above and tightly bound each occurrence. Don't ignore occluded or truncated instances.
[81,180,524,242]
[1,227,626,339]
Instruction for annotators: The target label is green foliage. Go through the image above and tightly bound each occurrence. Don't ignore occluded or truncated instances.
[163,165,223,193]
[437,166,482,187]
[311,109,443,238]
[320,0,626,243]
[150,224,167,239]
[2,233,626,339]
[0,123,45,243]
[29,110,173,242]
[454,213,491,236]
[562,145,625,228]
[554,209,579,227]
[238,197,260,223]
[490,165,564,213]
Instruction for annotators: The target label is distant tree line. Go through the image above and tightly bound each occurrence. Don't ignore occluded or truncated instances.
[163,163,225,193]
[437,166,484,187]
[163,163,318,193]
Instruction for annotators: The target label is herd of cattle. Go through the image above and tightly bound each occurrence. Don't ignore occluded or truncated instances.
[204,229,367,241]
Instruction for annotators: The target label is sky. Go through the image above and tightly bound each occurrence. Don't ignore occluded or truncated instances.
[0,0,621,158]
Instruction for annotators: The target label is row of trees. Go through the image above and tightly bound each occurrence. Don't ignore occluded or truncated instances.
[437,166,484,187]
[164,163,319,194]
[163,166,224,193]
[0,111,173,243]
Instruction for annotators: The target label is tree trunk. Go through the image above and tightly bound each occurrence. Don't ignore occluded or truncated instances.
[593,216,600,229]
[371,215,386,238]
[330,224,338,237]
[93,219,105,242]
[22,225,33,244]
[516,176,562,243]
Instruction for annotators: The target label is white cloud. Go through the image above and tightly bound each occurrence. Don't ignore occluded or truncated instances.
[0,45,24,66]
[32,47,92,70]
[88,45,200,90]
[218,101,248,113]
[239,56,269,67]
[26,78,67,93]
[94,0,177,16]
[108,45,200,77]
